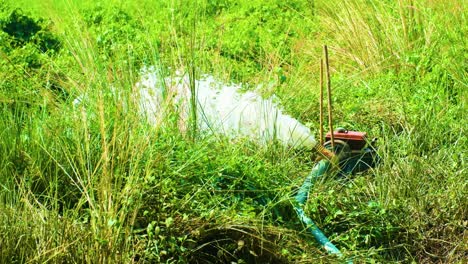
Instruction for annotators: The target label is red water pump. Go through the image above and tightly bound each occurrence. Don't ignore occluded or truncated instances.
[323,128,379,175]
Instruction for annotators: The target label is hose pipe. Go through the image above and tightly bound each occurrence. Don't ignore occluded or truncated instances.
[294,158,353,264]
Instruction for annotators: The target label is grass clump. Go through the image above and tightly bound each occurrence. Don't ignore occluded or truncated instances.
[0,0,466,263]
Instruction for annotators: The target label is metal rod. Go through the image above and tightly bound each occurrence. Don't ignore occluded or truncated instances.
[319,58,324,145]
[324,45,334,150]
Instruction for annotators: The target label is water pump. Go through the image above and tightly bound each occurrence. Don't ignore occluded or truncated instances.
[294,45,381,262]
[323,128,379,176]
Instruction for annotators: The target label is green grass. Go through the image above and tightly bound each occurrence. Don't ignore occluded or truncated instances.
[0,0,466,263]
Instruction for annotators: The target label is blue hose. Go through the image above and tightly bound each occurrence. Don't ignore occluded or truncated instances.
[294,159,353,263]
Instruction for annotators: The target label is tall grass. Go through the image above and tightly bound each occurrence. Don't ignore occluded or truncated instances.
[317,0,466,75]
[0,0,466,263]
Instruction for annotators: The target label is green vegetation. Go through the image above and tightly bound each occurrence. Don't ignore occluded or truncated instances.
[0,0,465,263]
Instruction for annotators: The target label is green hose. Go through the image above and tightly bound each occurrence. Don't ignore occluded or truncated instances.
[294,159,352,263]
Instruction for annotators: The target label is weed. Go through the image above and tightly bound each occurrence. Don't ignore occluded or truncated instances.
[0,0,466,263]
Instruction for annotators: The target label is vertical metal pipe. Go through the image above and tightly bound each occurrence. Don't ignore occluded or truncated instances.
[324,45,334,149]
[319,58,324,145]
